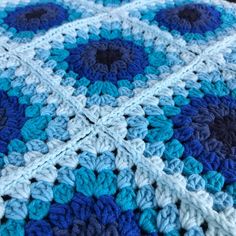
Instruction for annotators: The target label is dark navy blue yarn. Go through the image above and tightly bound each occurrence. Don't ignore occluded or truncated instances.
[0,90,27,154]
[25,192,141,235]
[155,3,222,35]
[71,194,140,235]
[66,39,149,85]
[4,3,69,33]
[25,220,53,236]
[171,95,236,184]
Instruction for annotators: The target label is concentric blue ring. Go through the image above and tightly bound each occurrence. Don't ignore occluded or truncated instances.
[65,39,149,85]
[155,3,222,35]
[4,3,69,33]
[171,95,236,184]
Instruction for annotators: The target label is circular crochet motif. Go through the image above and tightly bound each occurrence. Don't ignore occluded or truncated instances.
[66,39,149,85]
[0,90,27,154]
[4,3,69,33]
[172,95,236,183]
[155,3,222,35]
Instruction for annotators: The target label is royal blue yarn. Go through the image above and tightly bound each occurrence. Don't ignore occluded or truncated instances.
[49,192,141,235]
[171,95,236,184]
[48,203,73,229]
[94,195,121,225]
[65,39,149,85]
[155,3,222,35]
[70,192,94,221]
[118,210,141,236]
[4,3,69,33]
[25,220,53,236]
[0,90,27,154]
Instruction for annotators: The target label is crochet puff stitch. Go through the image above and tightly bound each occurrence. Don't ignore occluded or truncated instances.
[0,0,236,236]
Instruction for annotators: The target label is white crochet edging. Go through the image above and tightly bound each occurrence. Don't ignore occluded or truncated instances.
[0,0,235,234]
[98,31,236,126]
[0,0,170,52]
[10,12,236,124]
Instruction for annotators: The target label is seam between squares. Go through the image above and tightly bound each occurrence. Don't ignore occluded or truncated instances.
[0,0,235,53]
[0,0,235,234]
[97,30,236,125]
[141,156,236,236]
[0,124,103,195]
[13,54,86,114]
[0,54,101,194]
[8,14,180,119]
[101,125,236,236]
[1,0,235,53]
[0,0,113,51]
[11,16,236,127]
[0,12,234,197]
[4,0,175,53]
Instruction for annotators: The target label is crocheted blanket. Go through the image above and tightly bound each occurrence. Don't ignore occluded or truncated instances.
[0,0,236,235]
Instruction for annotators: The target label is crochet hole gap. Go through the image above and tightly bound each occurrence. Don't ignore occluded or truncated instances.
[178,8,201,22]
[201,221,209,233]
[25,9,47,20]
[96,48,123,70]
[209,115,236,153]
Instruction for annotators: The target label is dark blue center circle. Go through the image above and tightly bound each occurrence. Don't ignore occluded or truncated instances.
[209,114,236,153]
[65,39,149,85]
[171,95,236,183]
[172,95,236,160]
[4,3,69,33]
[155,3,222,35]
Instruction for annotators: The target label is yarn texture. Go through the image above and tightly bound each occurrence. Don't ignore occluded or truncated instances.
[0,0,236,235]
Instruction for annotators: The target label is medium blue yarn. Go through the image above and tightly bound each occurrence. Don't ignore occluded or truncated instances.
[5,152,25,166]
[1,0,236,235]
[156,204,180,233]
[213,191,234,211]
[4,3,69,33]
[31,181,53,202]
[185,226,204,236]
[5,199,27,220]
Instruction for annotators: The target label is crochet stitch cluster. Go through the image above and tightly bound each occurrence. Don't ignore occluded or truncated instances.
[0,0,236,235]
